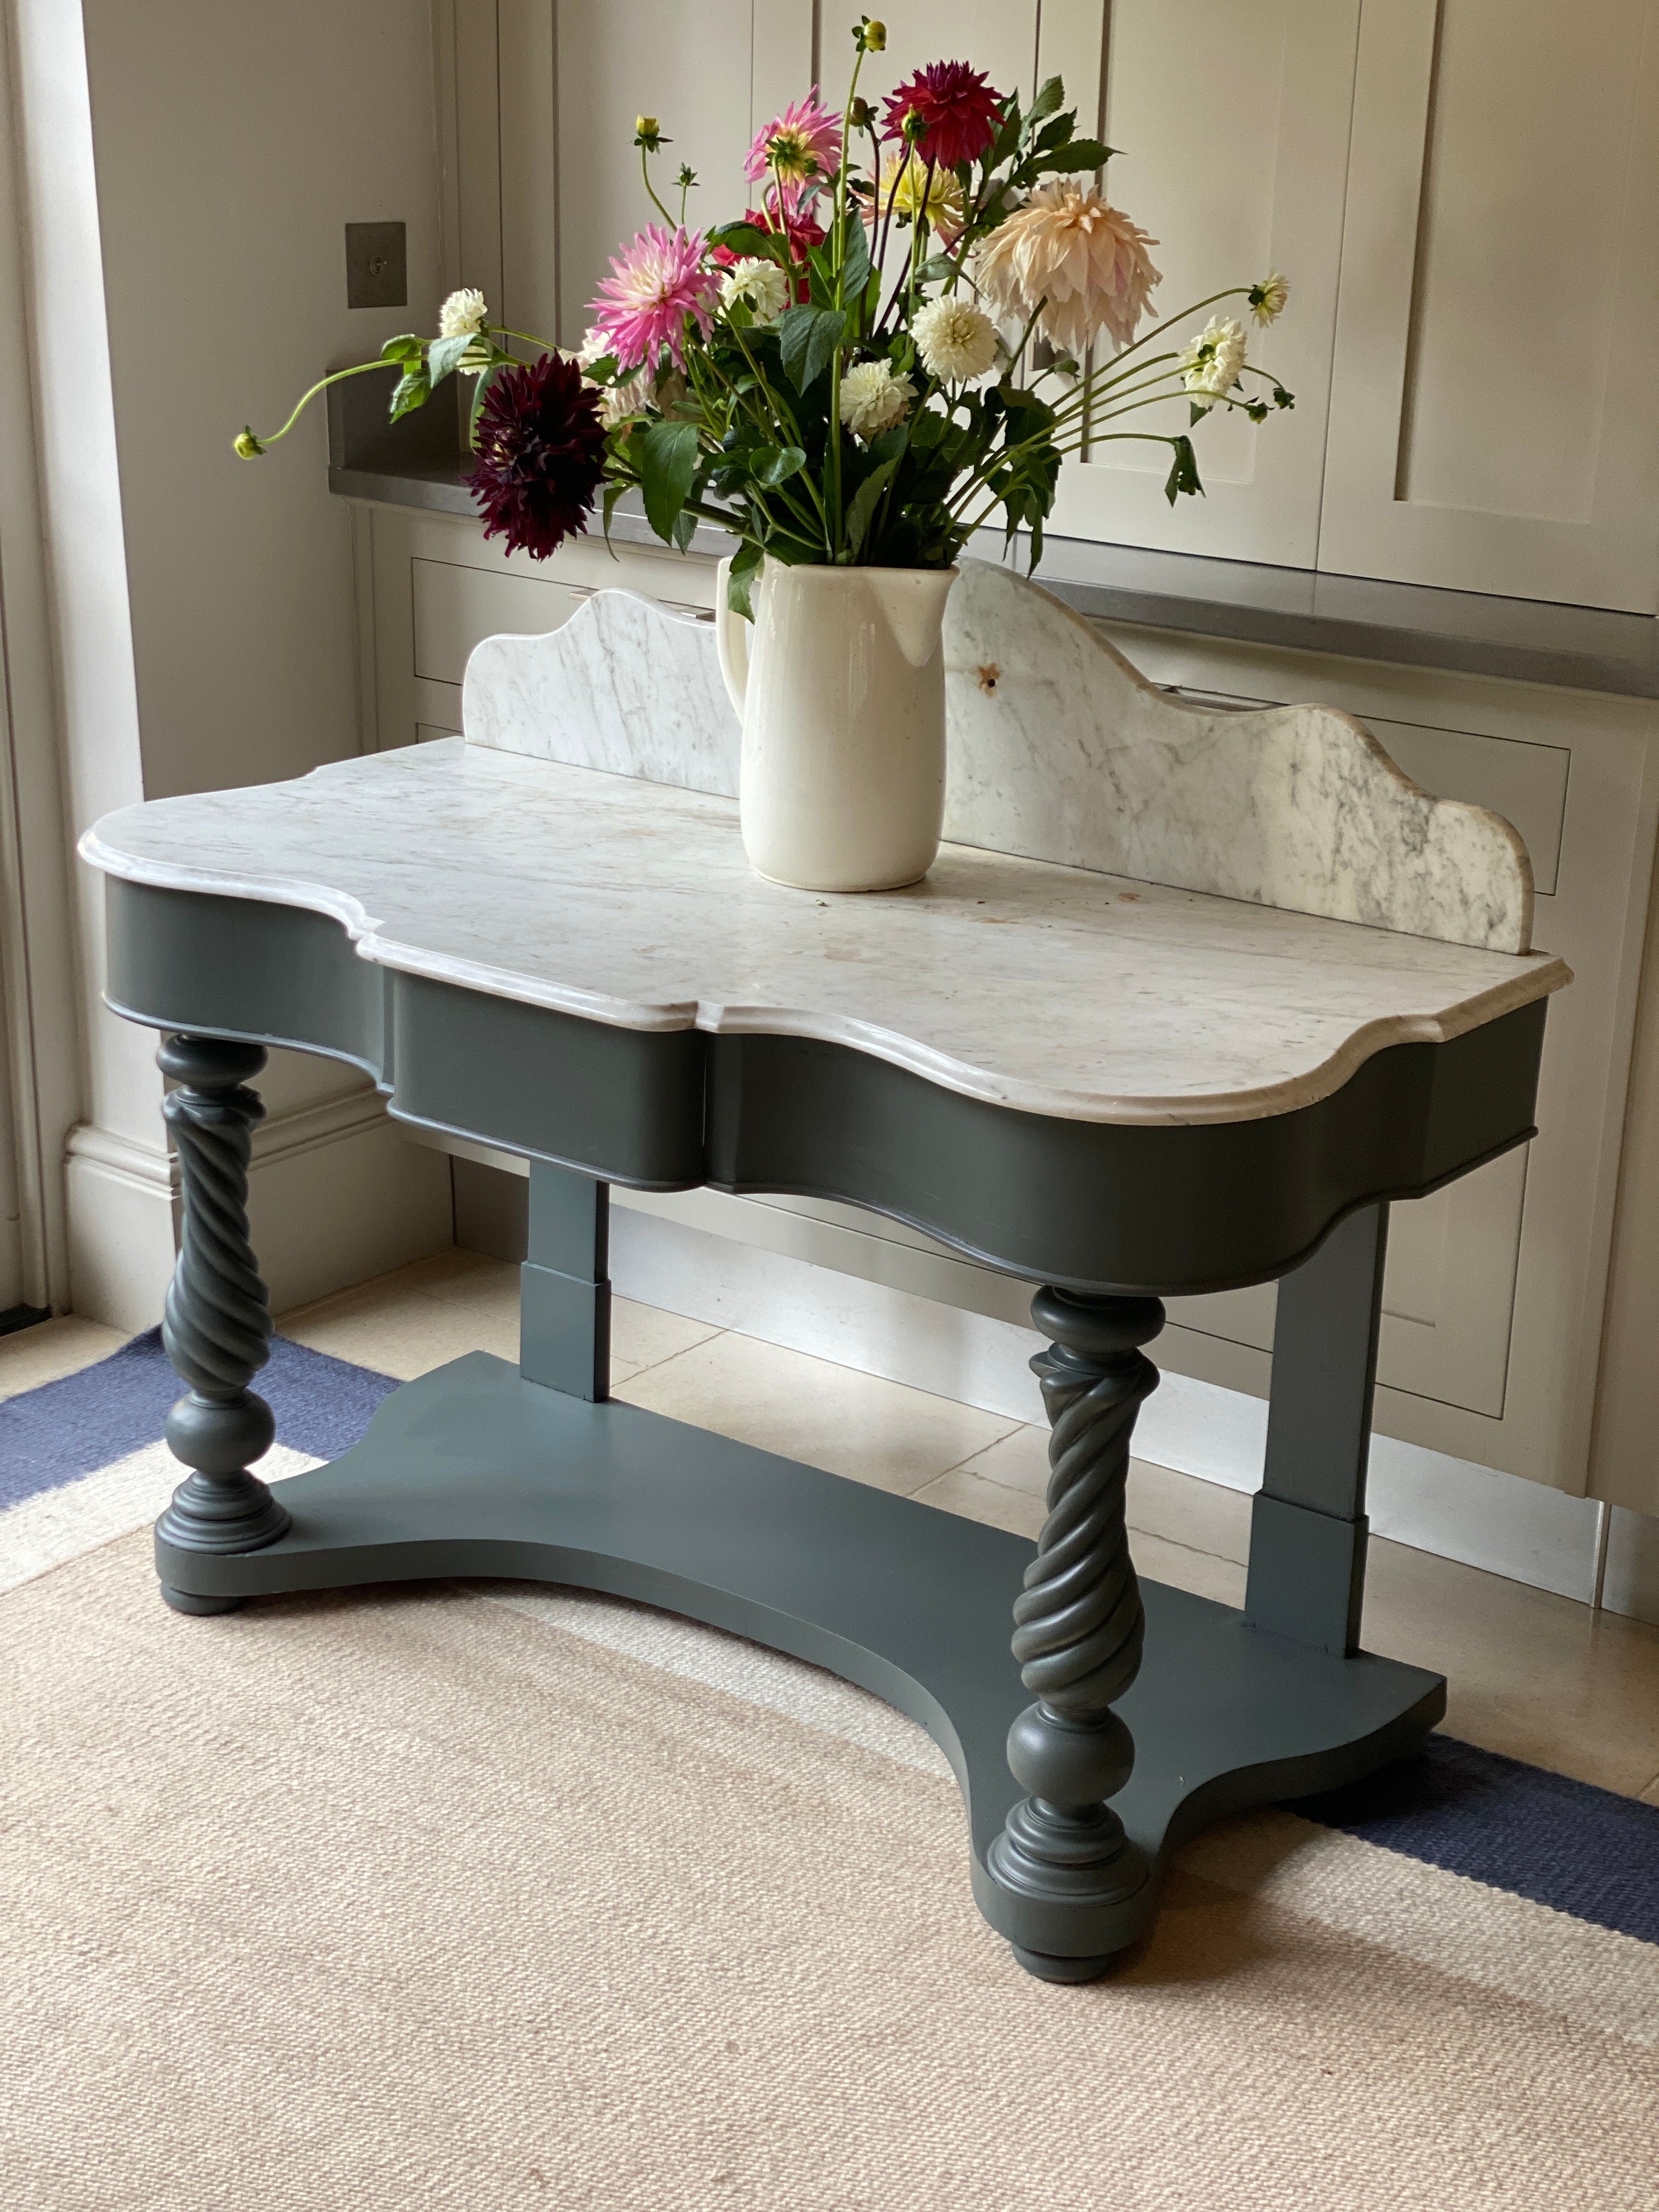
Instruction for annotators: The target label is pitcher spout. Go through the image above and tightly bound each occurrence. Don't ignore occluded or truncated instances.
[870,564,959,669]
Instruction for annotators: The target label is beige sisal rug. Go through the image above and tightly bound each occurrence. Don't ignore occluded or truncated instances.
[3,1533,1656,2210]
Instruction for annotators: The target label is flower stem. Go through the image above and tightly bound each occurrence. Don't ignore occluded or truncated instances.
[640,143,677,228]
[244,358,390,449]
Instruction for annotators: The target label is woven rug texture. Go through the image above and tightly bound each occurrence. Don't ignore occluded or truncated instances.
[3,1332,1657,2209]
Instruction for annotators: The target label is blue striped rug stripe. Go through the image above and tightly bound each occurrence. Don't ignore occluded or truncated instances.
[1289,1732,1659,1946]
[0,1328,397,1509]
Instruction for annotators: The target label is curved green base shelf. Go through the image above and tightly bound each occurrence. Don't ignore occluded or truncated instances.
[157,1352,1446,1974]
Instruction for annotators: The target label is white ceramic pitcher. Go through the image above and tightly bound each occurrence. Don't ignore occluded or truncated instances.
[715,557,957,891]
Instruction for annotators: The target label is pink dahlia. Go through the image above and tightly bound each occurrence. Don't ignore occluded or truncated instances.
[882,61,1003,173]
[467,354,607,562]
[589,224,719,375]
[744,89,842,185]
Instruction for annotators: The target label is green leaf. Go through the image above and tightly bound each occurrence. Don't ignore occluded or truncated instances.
[726,538,764,620]
[708,220,791,265]
[1164,434,1204,505]
[1024,76,1066,129]
[467,363,499,449]
[670,506,700,552]
[1033,112,1077,154]
[425,332,474,386]
[601,478,627,545]
[389,365,431,422]
[379,334,425,364]
[776,304,847,391]
[638,418,701,541]
[840,205,872,297]
[988,100,1023,170]
[1028,138,1115,177]
[753,444,806,488]
[844,456,899,556]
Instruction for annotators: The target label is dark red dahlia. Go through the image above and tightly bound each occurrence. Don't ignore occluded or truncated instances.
[466,353,607,562]
[881,61,1003,172]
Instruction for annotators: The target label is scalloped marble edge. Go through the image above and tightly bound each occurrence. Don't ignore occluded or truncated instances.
[78,789,1568,1130]
[462,587,738,798]
[943,562,1534,955]
[455,561,1534,955]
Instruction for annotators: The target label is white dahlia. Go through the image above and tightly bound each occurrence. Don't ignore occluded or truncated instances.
[1248,270,1290,327]
[438,286,488,337]
[1179,316,1248,409]
[839,359,916,439]
[720,256,790,326]
[913,295,998,383]
[974,183,1160,356]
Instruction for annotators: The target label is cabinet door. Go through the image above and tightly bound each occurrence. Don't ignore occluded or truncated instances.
[1038,0,1360,568]
[1318,0,1659,611]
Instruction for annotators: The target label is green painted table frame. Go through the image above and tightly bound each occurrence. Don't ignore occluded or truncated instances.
[105,876,1551,1981]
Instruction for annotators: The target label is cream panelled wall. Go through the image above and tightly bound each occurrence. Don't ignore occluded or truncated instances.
[449,0,1659,611]
[1319,0,1659,610]
[1043,0,1362,570]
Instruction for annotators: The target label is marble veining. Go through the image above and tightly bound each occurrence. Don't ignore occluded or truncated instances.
[82,741,1568,1127]
[458,560,1534,955]
[464,589,740,797]
[943,562,1533,955]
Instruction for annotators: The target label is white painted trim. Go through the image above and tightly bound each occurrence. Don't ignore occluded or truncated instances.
[65,1090,454,1329]
[0,5,86,1312]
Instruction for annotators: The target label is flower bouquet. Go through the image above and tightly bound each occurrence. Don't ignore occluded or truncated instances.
[239,15,1293,889]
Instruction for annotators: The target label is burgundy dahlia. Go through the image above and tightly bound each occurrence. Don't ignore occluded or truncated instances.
[467,353,607,562]
[881,61,1003,173]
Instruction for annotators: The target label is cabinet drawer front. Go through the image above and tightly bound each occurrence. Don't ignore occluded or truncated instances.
[411,557,584,687]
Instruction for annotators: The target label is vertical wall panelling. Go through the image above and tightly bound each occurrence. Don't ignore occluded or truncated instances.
[499,3,560,343]
[811,5,1041,109]
[1041,0,1362,568]
[554,1,757,347]
[1590,846,1659,1511]
[752,3,814,130]
[1319,0,1659,610]
[453,0,505,314]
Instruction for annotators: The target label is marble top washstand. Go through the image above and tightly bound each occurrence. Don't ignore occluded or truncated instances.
[78,558,1568,1984]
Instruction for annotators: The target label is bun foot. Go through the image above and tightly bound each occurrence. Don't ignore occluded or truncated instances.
[1009,1944,1116,1984]
[160,1584,244,1616]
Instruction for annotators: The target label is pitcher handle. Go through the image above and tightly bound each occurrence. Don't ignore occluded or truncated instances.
[714,555,750,719]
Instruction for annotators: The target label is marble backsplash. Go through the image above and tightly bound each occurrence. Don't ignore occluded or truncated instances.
[461,558,1534,954]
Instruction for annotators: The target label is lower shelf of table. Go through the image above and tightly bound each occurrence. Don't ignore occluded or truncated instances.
[156,1351,1446,1967]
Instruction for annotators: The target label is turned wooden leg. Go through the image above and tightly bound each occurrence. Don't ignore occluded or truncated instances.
[989,1286,1163,1980]
[153,1035,288,1613]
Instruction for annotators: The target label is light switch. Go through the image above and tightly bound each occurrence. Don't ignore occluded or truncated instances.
[345,221,407,310]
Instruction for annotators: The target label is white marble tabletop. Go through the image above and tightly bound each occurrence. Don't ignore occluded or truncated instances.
[82,740,1570,1127]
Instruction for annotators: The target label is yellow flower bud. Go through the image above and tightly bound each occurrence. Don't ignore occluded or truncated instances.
[862,19,887,51]
[233,428,264,459]
[635,114,657,137]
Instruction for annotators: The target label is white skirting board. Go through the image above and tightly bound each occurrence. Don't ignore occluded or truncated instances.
[65,1090,454,1332]
[597,1196,1659,1630]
